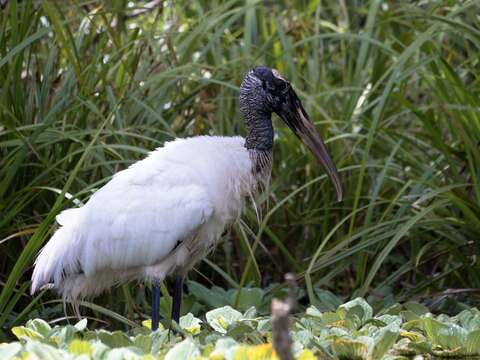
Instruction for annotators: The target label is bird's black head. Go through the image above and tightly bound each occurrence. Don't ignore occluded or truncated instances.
[251,66,292,111]
[240,66,343,201]
[240,66,292,114]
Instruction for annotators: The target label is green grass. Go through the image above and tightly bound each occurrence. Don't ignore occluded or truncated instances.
[0,0,479,337]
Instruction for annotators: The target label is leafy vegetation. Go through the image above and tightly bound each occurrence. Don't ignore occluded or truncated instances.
[3,298,480,359]
[0,0,479,354]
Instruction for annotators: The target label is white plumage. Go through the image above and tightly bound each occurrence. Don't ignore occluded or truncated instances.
[31,67,342,329]
[31,136,256,299]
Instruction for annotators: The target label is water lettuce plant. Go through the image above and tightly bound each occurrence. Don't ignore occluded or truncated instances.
[2,298,480,359]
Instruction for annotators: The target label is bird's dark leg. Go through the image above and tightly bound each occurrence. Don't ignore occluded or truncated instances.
[151,280,161,331]
[171,276,184,324]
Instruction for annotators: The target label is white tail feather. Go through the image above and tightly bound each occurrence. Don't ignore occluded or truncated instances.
[31,209,83,297]
[31,209,147,300]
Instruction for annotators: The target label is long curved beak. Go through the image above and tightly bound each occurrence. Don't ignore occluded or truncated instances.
[277,89,343,201]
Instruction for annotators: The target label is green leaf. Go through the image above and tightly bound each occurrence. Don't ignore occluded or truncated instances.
[257,319,272,332]
[373,315,402,328]
[206,306,243,334]
[101,347,144,359]
[322,311,345,327]
[401,310,423,324]
[142,319,165,331]
[11,326,44,341]
[227,323,255,338]
[305,306,323,318]
[68,339,92,356]
[24,341,70,359]
[97,330,133,348]
[150,330,170,355]
[25,319,52,337]
[165,338,200,360]
[292,330,314,348]
[370,323,400,360]
[210,337,239,359]
[133,334,153,353]
[331,336,374,360]
[88,340,110,358]
[338,298,373,326]
[49,325,79,345]
[187,281,230,309]
[465,329,480,355]
[453,308,480,331]
[74,318,88,331]
[315,289,343,312]
[423,318,468,350]
[243,306,257,319]
[399,329,425,343]
[409,340,432,355]
[231,288,264,311]
[0,343,22,359]
[180,313,202,335]
[404,302,429,316]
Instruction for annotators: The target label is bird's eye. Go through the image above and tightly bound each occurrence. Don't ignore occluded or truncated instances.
[275,79,289,93]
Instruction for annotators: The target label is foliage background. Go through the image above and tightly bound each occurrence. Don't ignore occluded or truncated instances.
[0,0,479,339]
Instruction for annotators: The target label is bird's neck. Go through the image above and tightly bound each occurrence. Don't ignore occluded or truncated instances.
[247,147,273,188]
[241,110,273,182]
[239,83,274,184]
[243,111,274,151]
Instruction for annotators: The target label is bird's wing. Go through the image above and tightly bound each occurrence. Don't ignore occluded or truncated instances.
[79,178,215,275]
[31,175,214,295]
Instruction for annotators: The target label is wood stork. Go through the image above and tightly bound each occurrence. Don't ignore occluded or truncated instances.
[31,66,343,331]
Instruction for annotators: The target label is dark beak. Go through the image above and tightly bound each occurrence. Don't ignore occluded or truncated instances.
[277,89,343,201]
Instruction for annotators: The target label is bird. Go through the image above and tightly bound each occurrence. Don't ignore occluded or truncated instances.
[31,66,343,331]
